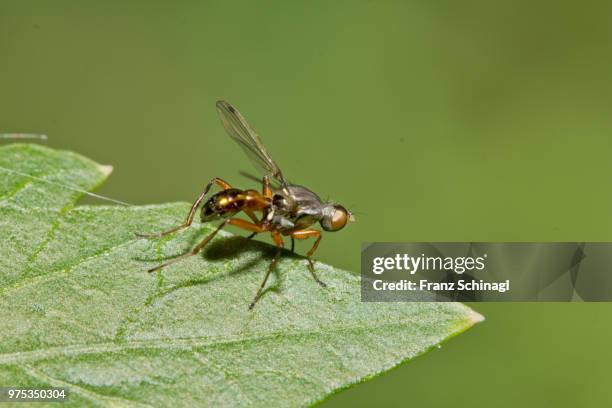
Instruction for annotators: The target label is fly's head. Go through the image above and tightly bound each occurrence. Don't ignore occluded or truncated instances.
[320,204,354,232]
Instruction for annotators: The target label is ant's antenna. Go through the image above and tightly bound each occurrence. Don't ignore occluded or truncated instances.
[0,166,133,207]
[0,133,48,140]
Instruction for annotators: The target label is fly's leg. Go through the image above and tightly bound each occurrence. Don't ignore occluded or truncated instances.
[245,230,290,248]
[147,217,267,273]
[249,230,283,310]
[262,175,272,198]
[244,209,259,224]
[261,173,295,252]
[258,175,293,253]
[216,218,278,310]
[229,218,268,246]
[225,218,268,235]
[289,229,326,287]
[135,178,232,238]
[147,219,229,272]
[243,176,272,242]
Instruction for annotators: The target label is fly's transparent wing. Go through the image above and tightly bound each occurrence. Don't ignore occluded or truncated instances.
[216,100,285,185]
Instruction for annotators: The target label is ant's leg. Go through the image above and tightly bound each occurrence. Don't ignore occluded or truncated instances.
[289,229,326,287]
[249,231,284,310]
[147,219,229,272]
[290,237,295,253]
[136,178,232,238]
[245,232,257,240]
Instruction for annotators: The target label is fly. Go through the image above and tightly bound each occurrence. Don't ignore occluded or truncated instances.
[137,100,354,309]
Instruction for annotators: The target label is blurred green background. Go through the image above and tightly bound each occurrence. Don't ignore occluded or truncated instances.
[2,1,612,406]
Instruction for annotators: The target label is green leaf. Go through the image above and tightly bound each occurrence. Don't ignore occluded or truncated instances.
[0,144,483,407]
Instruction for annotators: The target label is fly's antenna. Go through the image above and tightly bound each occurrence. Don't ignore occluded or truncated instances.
[0,133,48,140]
[345,203,364,218]
[346,203,364,214]
[0,165,133,207]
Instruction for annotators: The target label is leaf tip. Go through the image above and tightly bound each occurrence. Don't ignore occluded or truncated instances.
[98,164,114,177]
[468,309,485,325]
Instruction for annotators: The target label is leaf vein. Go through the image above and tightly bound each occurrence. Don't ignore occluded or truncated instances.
[0,319,443,366]
[21,364,154,408]
[1,237,140,296]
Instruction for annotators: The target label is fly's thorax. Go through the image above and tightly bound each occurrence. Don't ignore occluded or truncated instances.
[272,184,324,215]
[266,184,327,231]
[272,193,292,213]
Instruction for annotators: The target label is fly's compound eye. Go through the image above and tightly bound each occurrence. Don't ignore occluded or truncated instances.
[321,204,350,231]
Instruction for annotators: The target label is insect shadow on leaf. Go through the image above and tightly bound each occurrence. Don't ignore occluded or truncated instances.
[137,235,297,306]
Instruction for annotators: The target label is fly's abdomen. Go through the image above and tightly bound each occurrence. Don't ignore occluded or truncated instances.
[200,188,247,222]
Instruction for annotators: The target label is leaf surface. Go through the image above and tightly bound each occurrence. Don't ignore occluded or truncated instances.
[0,144,482,407]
